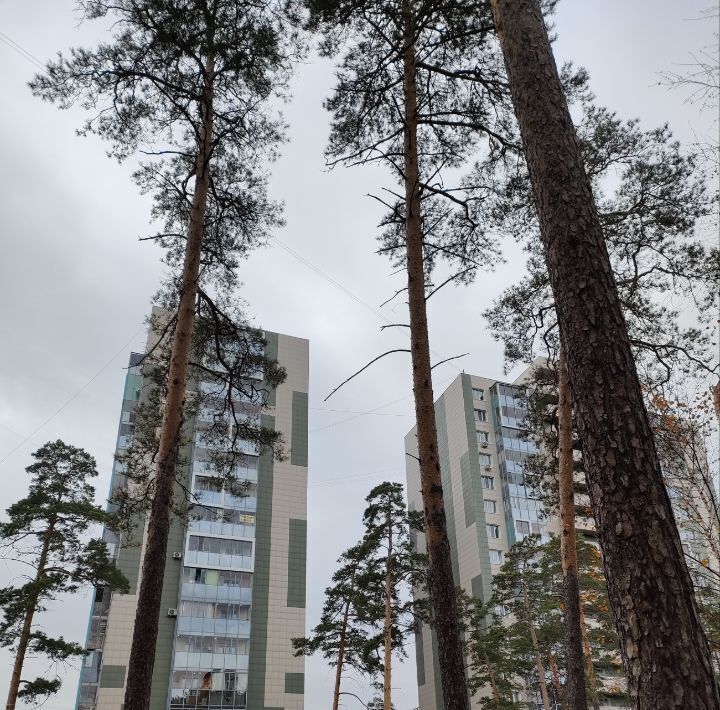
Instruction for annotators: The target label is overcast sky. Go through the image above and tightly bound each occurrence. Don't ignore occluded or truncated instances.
[0,1,716,708]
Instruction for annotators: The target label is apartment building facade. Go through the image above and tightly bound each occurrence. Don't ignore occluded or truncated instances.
[76,326,309,710]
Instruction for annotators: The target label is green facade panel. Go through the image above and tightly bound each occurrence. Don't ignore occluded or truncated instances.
[430,396,459,710]
[291,391,308,467]
[415,629,426,686]
[284,672,305,694]
[470,574,483,601]
[99,664,125,689]
[116,519,143,594]
[247,415,284,710]
[460,452,475,528]
[287,518,307,608]
[435,398,460,585]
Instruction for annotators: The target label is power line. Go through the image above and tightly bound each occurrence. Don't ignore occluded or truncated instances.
[0,30,45,70]
[309,372,456,434]
[272,237,393,323]
[270,237,466,375]
[310,406,411,417]
[0,327,146,466]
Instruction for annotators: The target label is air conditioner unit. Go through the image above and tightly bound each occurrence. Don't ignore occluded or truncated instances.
[484,466,492,471]
[480,442,489,448]
[172,552,182,560]
[167,608,178,618]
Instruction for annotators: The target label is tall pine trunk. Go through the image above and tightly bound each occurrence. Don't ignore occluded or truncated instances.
[383,521,393,710]
[558,344,587,709]
[489,1,719,706]
[401,1,469,708]
[5,519,56,710]
[484,656,499,705]
[123,54,215,710]
[332,569,356,710]
[522,580,551,710]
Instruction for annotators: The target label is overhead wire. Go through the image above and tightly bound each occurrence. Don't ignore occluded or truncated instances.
[0,326,146,466]
[270,238,466,374]
[0,30,44,69]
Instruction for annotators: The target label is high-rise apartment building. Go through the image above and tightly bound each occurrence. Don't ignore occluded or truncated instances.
[76,325,309,710]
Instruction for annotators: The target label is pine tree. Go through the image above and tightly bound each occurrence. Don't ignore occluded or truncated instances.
[487,536,558,710]
[307,0,522,702]
[487,0,720,705]
[0,441,128,710]
[294,483,427,710]
[30,4,303,707]
[292,543,381,710]
[357,482,428,710]
[459,591,524,710]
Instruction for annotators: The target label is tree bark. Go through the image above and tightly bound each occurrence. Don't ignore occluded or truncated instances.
[401,1,469,708]
[558,344,587,709]
[547,651,564,708]
[383,521,393,710]
[488,1,720,707]
[123,54,215,710]
[5,519,56,710]
[332,570,356,710]
[523,580,551,710]
[484,655,499,705]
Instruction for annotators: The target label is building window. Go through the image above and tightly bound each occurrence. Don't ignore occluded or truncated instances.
[516,520,531,536]
[188,535,252,557]
[474,409,487,423]
[484,499,496,515]
[481,476,494,490]
[479,453,492,467]
[193,476,222,493]
[489,549,503,564]
[178,600,250,620]
[472,387,485,401]
[476,430,489,445]
[486,524,500,539]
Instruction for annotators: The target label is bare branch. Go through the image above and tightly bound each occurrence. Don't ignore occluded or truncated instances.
[325,350,411,401]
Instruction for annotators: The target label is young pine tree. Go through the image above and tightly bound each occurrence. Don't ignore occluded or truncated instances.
[31,4,303,707]
[292,542,381,710]
[487,0,719,705]
[0,441,128,710]
[463,534,627,709]
[459,591,524,710]
[294,483,427,710]
[485,535,559,710]
[358,482,428,710]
